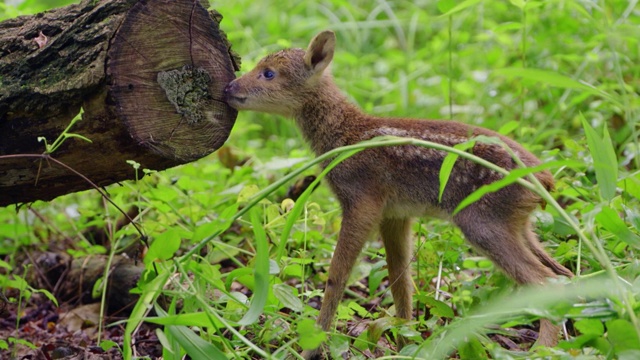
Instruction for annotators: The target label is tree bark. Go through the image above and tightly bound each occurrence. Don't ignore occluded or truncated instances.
[0,0,240,206]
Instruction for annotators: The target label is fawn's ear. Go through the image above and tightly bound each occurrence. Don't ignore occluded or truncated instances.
[304,30,336,75]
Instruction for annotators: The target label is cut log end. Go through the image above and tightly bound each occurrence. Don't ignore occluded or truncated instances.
[108,0,237,161]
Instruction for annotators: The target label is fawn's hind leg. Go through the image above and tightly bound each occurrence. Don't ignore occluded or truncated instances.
[522,222,574,278]
[522,222,573,346]
[380,217,414,349]
[380,217,414,320]
[454,209,563,346]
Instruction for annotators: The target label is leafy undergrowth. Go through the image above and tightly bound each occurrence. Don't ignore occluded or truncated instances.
[2,0,640,359]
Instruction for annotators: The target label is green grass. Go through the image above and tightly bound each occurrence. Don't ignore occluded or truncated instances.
[1,0,640,359]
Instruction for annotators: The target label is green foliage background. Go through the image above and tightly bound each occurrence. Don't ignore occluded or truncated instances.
[1,0,639,359]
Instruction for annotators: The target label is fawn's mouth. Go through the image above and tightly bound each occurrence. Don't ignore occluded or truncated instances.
[227,95,246,105]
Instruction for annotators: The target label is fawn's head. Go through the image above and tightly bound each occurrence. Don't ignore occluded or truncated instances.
[225,31,336,117]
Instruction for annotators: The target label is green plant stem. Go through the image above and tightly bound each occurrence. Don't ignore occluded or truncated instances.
[448,14,453,119]
[520,2,527,121]
[97,203,117,343]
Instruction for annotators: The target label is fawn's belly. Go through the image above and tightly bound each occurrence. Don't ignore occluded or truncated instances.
[383,200,450,220]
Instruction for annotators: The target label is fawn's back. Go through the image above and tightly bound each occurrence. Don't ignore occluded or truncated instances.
[324,114,553,220]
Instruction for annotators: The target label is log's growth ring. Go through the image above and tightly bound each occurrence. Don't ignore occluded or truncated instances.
[0,0,240,206]
[108,1,238,161]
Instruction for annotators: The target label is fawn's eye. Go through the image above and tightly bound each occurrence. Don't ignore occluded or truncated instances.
[262,69,275,80]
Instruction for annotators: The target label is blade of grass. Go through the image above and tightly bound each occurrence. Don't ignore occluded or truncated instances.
[439,140,476,203]
[166,325,227,359]
[581,114,618,201]
[122,268,171,359]
[595,206,640,249]
[155,303,227,359]
[237,207,270,325]
[494,68,621,107]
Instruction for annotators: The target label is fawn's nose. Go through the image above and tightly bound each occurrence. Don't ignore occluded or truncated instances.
[224,81,238,95]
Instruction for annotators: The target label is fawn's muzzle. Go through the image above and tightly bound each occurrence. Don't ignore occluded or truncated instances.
[224,81,246,105]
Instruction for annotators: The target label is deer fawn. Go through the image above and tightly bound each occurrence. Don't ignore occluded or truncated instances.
[224,30,573,359]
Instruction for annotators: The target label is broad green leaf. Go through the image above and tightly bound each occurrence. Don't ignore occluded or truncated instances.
[32,287,58,306]
[606,319,640,354]
[166,325,227,359]
[619,173,640,200]
[497,120,520,135]
[368,264,388,297]
[574,318,604,336]
[265,203,282,225]
[348,302,370,318]
[458,336,488,359]
[423,296,455,318]
[329,337,350,360]
[237,207,270,325]
[99,340,118,352]
[595,206,640,249]
[192,221,221,243]
[368,317,406,345]
[10,338,36,349]
[296,318,326,350]
[581,115,618,201]
[237,184,260,204]
[269,259,280,274]
[145,312,224,329]
[273,283,303,312]
[225,267,252,291]
[437,0,455,13]
[145,228,183,265]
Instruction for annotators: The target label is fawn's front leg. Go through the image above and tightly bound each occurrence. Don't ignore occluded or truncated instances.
[303,197,383,360]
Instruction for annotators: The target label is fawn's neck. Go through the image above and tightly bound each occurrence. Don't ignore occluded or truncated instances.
[294,78,365,155]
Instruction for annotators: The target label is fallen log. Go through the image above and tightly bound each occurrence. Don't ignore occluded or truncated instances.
[0,0,240,206]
